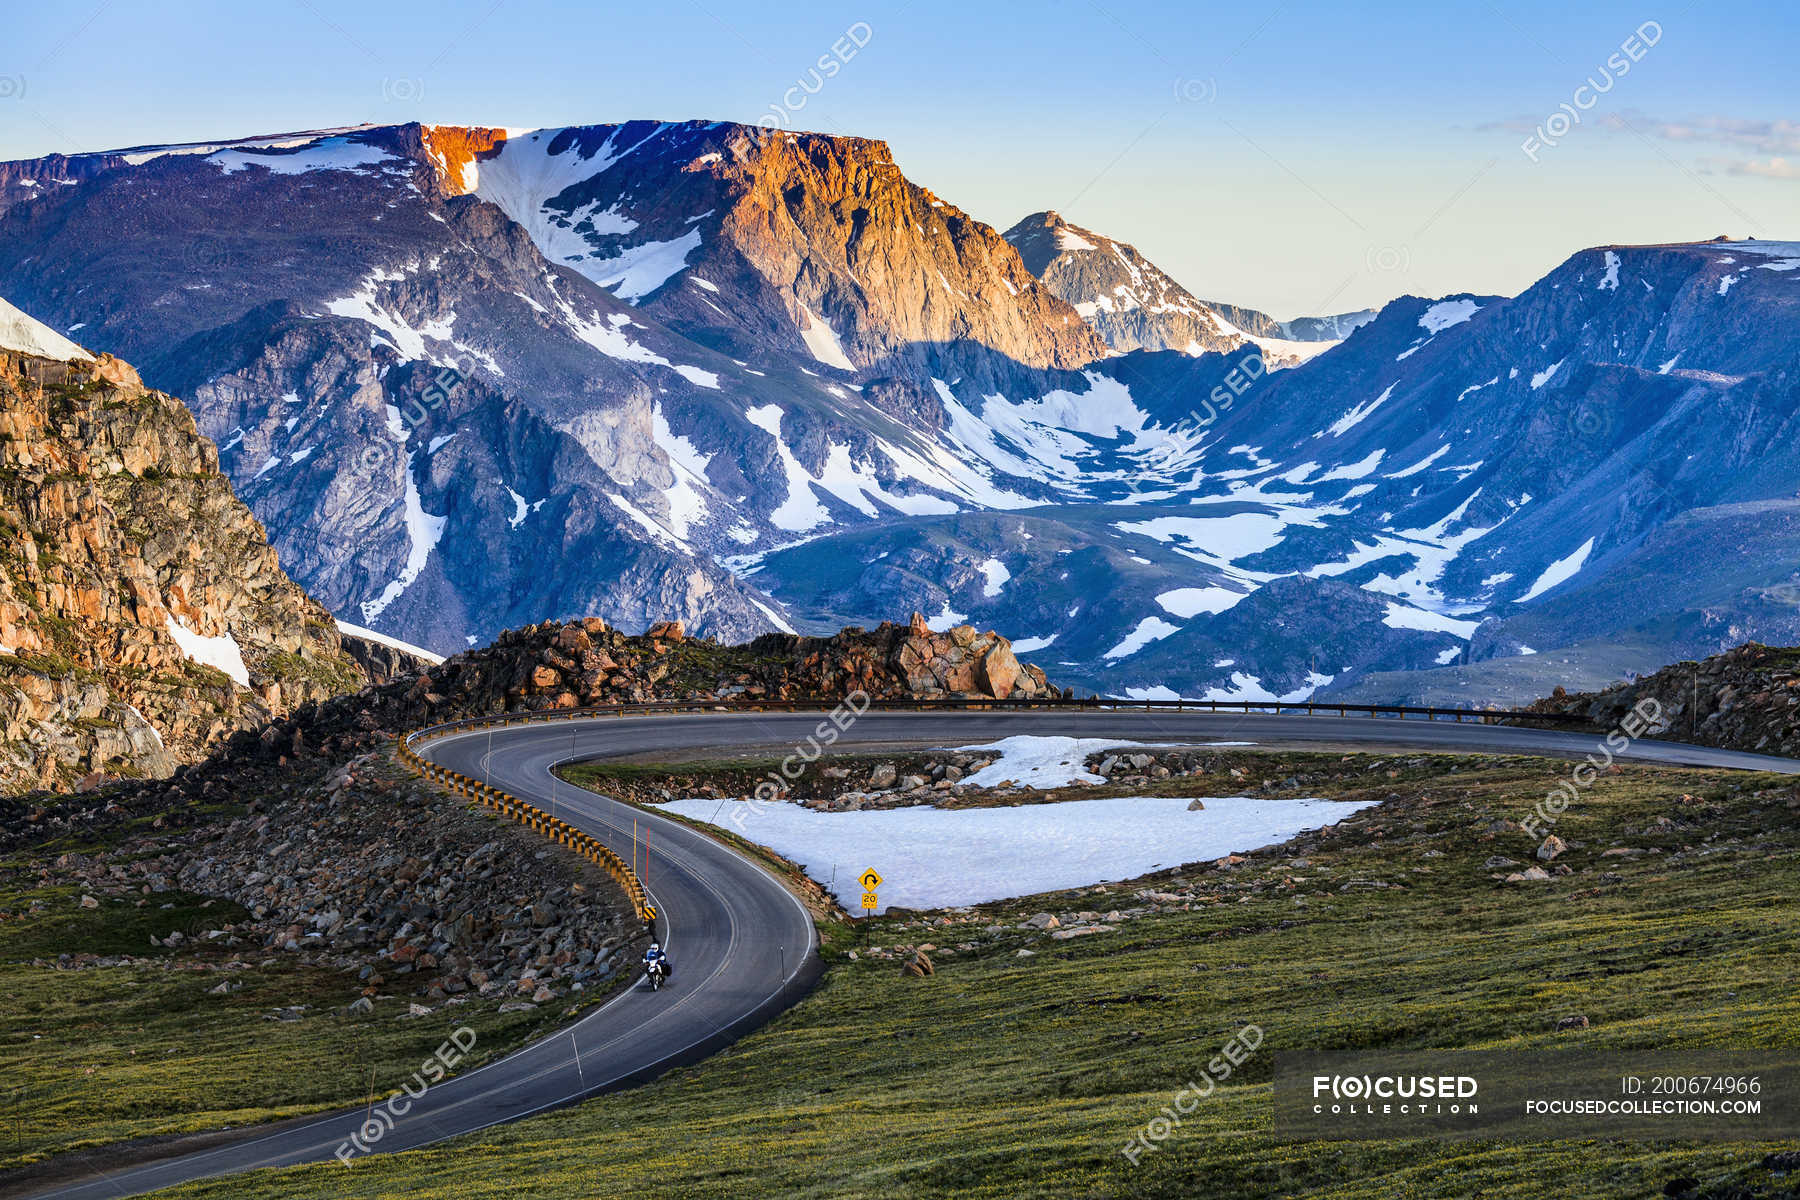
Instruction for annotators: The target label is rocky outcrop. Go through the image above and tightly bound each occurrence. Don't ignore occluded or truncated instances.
[1527,642,1800,758]
[387,612,1058,717]
[0,342,366,794]
[0,611,1062,836]
[337,626,439,685]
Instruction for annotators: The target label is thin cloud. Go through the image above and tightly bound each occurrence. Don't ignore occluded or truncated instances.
[1614,112,1800,156]
[1472,116,1540,136]
[1477,109,1800,180]
[1722,157,1800,181]
[1477,110,1800,155]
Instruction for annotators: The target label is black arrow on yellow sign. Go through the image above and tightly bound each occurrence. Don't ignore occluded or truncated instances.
[859,868,882,890]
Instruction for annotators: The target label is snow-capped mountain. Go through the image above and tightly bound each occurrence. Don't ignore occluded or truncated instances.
[746,239,1800,702]
[0,121,1114,652]
[3,122,1796,703]
[1001,210,1347,366]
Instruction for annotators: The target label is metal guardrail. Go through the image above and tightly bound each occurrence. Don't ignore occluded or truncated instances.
[397,726,657,923]
[402,694,1592,744]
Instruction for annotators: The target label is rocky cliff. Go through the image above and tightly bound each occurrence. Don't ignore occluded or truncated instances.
[0,325,365,794]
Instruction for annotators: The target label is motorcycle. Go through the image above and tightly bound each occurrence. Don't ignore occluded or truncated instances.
[644,958,669,991]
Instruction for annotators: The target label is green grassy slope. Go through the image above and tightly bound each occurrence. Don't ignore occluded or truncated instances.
[132,754,1800,1200]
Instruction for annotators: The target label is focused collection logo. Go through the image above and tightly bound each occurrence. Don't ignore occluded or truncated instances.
[1311,1073,1481,1117]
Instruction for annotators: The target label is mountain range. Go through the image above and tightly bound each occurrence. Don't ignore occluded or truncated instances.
[2,121,1796,704]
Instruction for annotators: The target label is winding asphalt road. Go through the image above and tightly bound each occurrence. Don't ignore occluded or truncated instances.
[29,710,1800,1199]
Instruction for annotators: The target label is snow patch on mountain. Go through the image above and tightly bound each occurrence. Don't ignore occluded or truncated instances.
[1327,385,1395,437]
[746,405,830,531]
[164,615,251,687]
[471,126,643,263]
[925,601,970,632]
[324,268,467,366]
[1598,251,1621,291]
[978,557,1011,598]
[1156,587,1247,618]
[1204,671,1335,704]
[587,227,702,302]
[335,619,445,665]
[211,136,399,177]
[1103,616,1181,659]
[1381,601,1480,638]
[1419,298,1481,332]
[1516,537,1596,603]
[0,296,92,362]
[1114,512,1297,567]
[797,302,856,370]
[360,455,447,622]
[652,404,714,539]
[1385,445,1451,478]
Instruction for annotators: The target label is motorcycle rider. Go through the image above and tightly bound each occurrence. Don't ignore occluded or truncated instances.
[643,941,670,985]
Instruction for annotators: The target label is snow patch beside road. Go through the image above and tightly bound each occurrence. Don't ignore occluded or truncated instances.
[666,792,1376,911]
[954,735,1162,788]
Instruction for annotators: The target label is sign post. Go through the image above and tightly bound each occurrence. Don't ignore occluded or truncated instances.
[859,868,882,918]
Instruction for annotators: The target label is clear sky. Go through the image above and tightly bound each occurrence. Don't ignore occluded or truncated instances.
[4,0,1796,316]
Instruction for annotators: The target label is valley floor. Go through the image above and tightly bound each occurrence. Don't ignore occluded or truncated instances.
[90,751,1800,1199]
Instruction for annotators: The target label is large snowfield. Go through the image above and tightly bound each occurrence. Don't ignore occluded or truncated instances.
[665,791,1374,911]
[664,735,1365,911]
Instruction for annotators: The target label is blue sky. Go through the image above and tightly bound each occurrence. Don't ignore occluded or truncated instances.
[4,0,1796,314]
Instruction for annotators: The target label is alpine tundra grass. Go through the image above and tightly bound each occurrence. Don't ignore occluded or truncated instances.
[124,751,1800,1200]
[14,755,1800,1194]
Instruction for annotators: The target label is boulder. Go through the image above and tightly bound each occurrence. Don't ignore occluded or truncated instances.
[975,641,1022,697]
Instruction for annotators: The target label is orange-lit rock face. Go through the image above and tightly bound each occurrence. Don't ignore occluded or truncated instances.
[0,346,365,794]
[420,126,514,196]
[696,127,1111,374]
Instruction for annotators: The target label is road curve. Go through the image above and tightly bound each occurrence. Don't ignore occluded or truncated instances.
[28,709,1800,1199]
